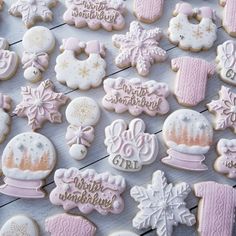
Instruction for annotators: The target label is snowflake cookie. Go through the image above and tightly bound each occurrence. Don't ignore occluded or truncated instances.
[112,21,167,76]
[55,37,106,90]
[130,170,196,235]
[207,86,236,133]
[14,80,68,131]
[9,0,57,28]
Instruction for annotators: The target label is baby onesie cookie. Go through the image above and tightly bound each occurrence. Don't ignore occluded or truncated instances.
[171,57,215,107]
[0,132,56,198]
[216,40,236,85]
[14,80,68,131]
[214,139,236,178]
[22,26,55,83]
[112,21,167,76]
[55,37,106,90]
[65,97,100,160]
[50,167,126,215]
[105,118,158,172]
[162,109,213,171]
[63,0,126,31]
[207,86,236,133]
[0,215,39,236]
[168,2,217,52]
[109,231,138,236]
[102,77,170,116]
[133,0,164,23]
[194,181,236,236]
[45,213,96,236]
[9,0,57,28]
[130,170,196,235]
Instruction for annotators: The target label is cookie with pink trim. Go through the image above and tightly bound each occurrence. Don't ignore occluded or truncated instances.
[134,0,165,23]
[14,80,68,131]
[63,0,126,31]
[162,109,213,171]
[45,213,96,236]
[102,77,170,116]
[171,56,215,107]
[105,118,158,172]
[207,86,236,133]
[112,21,167,76]
[49,168,126,215]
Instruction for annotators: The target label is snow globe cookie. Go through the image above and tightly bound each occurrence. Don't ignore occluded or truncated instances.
[0,132,56,198]
[162,109,213,171]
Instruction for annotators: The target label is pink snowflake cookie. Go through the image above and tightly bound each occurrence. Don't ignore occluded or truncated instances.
[207,86,236,133]
[112,21,167,76]
[14,80,68,131]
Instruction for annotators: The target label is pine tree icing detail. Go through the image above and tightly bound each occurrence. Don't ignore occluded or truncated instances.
[130,170,196,236]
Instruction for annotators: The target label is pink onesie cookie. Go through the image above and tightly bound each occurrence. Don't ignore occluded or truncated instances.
[171,57,215,107]
[194,181,236,236]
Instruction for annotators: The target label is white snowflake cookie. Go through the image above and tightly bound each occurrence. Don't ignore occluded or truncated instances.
[55,37,106,90]
[130,170,196,235]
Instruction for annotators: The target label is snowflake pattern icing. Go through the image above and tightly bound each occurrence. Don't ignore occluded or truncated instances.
[2,222,30,236]
[130,170,196,236]
[112,21,167,76]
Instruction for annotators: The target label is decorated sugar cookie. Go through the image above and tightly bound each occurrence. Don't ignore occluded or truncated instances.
[130,170,196,235]
[133,0,164,23]
[9,0,57,28]
[0,132,56,198]
[194,181,236,236]
[65,97,100,160]
[214,139,236,178]
[22,26,55,82]
[45,213,96,236]
[14,80,68,131]
[109,231,138,236]
[50,168,126,215]
[112,21,167,76]
[168,2,217,51]
[171,57,215,106]
[162,109,213,171]
[102,77,170,116]
[0,215,39,236]
[63,0,126,31]
[207,86,236,133]
[55,37,106,90]
[105,119,158,172]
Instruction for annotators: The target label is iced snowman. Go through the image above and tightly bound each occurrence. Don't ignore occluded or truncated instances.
[0,132,56,198]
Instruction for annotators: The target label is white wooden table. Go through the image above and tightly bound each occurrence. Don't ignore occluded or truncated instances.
[0,0,235,235]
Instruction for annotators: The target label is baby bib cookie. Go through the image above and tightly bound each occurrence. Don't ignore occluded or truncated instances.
[14,80,68,131]
[65,97,100,160]
[63,0,126,31]
[130,170,196,235]
[50,168,126,215]
[22,26,55,83]
[105,118,158,172]
[55,38,106,90]
[102,77,170,116]
[109,231,138,236]
[133,0,164,23]
[171,57,215,107]
[168,2,217,52]
[214,139,236,178]
[207,86,236,133]
[112,21,167,76]
[9,0,57,28]
[162,109,213,171]
[0,132,56,198]
[0,215,39,236]
[45,213,96,236]
[194,181,236,236]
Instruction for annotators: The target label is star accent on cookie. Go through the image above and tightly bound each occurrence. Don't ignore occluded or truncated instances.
[3,222,29,236]
[59,60,69,70]
[206,25,213,33]
[112,21,167,76]
[9,0,56,28]
[14,80,68,131]
[93,62,100,69]
[192,27,204,39]
[174,22,182,30]
[207,86,236,133]
[130,170,196,235]
[78,66,90,78]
